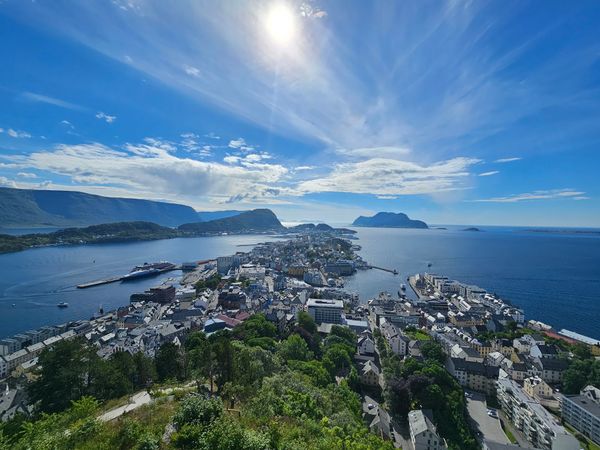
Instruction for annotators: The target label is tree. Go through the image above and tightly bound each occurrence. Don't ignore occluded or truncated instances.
[232,314,277,341]
[330,325,356,348]
[297,311,317,334]
[28,338,98,413]
[155,342,185,381]
[385,377,411,417]
[278,334,313,362]
[209,331,235,391]
[421,341,446,364]
[322,344,352,377]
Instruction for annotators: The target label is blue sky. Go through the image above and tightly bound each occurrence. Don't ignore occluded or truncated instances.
[0,0,599,226]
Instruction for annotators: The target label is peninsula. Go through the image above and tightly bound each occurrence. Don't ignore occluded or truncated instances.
[352,212,428,229]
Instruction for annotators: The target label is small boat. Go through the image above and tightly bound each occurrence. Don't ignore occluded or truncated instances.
[400,283,406,291]
[427,262,432,268]
[57,302,69,308]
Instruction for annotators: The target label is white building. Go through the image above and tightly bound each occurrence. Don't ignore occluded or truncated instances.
[306,298,343,324]
[408,409,445,450]
[561,385,600,446]
[0,356,7,378]
[497,377,579,450]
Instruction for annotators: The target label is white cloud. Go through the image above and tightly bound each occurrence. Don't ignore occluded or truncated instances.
[7,129,31,138]
[204,132,220,140]
[17,172,38,179]
[294,166,315,171]
[21,91,86,111]
[223,155,241,164]
[95,111,117,123]
[0,177,17,188]
[228,138,246,148]
[183,64,200,77]
[573,196,590,201]
[494,157,521,163]
[6,140,289,205]
[479,171,499,177]
[473,189,586,203]
[297,157,480,196]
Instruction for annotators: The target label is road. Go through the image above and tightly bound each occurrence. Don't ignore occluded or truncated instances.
[465,390,509,445]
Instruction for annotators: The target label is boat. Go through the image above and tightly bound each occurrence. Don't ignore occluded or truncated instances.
[400,283,406,291]
[427,262,432,268]
[57,302,69,308]
[121,261,174,281]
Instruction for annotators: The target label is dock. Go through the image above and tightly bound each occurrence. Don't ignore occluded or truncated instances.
[368,265,398,275]
[77,265,181,289]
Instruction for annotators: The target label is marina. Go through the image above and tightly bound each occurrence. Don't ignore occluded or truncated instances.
[76,262,180,289]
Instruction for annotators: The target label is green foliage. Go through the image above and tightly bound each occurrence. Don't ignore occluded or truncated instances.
[195,273,222,292]
[322,344,353,377]
[421,340,446,364]
[173,395,223,428]
[232,314,277,341]
[297,311,317,334]
[278,333,314,362]
[155,342,185,382]
[563,358,600,394]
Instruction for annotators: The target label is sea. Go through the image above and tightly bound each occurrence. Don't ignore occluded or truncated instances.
[0,225,599,340]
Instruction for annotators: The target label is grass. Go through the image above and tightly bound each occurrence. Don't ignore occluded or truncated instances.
[504,427,517,444]
[406,329,431,341]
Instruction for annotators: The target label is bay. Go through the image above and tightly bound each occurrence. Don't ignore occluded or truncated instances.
[0,226,599,340]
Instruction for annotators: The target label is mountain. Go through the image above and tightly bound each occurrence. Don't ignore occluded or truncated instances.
[286,223,357,234]
[352,212,428,229]
[196,210,244,222]
[179,209,284,233]
[0,187,200,228]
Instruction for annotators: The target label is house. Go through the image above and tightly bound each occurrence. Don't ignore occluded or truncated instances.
[531,357,568,384]
[360,360,381,387]
[523,376,559,410]
[381,321,409,356]
[530,344,559,360]
[408,409,446,450]
[363,396,394,441]
[357,335,375,361]
[561,385,600,446]
[450,344,484,363]
[447,358,499,395]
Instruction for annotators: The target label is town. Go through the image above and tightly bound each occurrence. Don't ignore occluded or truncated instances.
[1,229,599,450]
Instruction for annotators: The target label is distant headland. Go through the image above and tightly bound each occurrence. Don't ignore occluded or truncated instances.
[352,212,428,229]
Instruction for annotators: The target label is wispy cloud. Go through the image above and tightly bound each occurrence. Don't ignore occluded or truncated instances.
[204,132,220,140]
[6,128,31,138]
[473,189,586,203]
[17,172,37,179]
[479,171,499,177]
[183,64,200,77]
[20,91,87,111]
[298,157,480,196]
[0,177,17,188]
[95,112,117,123]
[494,157,521,163]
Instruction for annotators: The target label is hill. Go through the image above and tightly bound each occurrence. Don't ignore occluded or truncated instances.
[178,209,284,233]
[196,210,244,222]
[0,187,200,228]
[352,212,428,229]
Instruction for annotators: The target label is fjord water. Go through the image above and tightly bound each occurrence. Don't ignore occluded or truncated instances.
[0,234,280,338]
[345,227,600,339]
[0,226,599,339]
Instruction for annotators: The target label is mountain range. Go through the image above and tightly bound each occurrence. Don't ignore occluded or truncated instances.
[352,212,428,229]
[0,187,246,228]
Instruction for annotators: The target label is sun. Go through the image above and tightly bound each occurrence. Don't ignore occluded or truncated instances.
[265,3,297,47]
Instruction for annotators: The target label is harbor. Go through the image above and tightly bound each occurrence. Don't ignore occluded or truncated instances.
[76,262,181,289]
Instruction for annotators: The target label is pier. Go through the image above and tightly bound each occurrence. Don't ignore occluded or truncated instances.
[368,265,398,275]
[77,265,181,289]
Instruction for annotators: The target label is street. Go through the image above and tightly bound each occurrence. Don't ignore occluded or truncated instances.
[465,390,510,445]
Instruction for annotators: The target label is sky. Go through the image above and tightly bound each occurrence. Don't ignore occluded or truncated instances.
[0,0,599,226]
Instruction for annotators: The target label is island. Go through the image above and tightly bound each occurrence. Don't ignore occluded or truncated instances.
[352,212,428,229]
[462,227,481,232]
[0,209,354,254]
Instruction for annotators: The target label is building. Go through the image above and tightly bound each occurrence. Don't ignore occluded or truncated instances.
[303,269,325,286]
[217,255,242,274]
[360,360,381,387]
[130,285,176,304]
[408,409,445,450]
[497,378,579,450]
[0,356,7,378]
[447,358,499,395]
[324,260,355,276]
[306,298,344,324]
[218,286,247,309]
[561,385,600,446]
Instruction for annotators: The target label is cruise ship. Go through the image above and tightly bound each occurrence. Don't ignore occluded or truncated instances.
[121,261,175,281]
